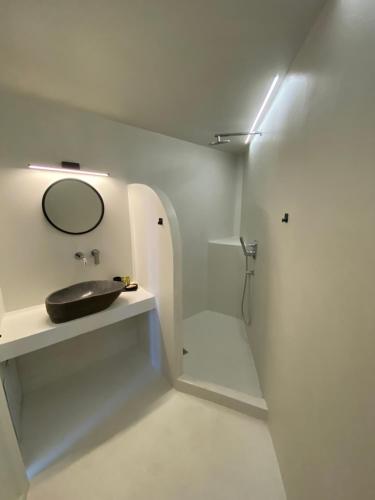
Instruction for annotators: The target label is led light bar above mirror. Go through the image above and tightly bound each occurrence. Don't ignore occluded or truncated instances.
[28,161,109,177]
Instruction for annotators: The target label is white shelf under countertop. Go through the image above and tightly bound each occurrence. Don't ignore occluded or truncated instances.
[0,287,156,362]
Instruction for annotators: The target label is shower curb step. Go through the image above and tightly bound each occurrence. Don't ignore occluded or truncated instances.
[175,375,268,420]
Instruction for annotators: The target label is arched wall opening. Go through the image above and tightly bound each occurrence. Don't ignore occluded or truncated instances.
[128,184,183,383]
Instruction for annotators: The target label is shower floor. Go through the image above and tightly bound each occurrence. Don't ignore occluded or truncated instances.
[183,310,262,397]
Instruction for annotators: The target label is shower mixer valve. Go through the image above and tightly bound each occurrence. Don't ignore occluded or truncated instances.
[240,237,258,259]
[240,236,257,326]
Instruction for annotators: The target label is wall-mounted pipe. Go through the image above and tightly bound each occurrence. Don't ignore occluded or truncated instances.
[209,131,261,146]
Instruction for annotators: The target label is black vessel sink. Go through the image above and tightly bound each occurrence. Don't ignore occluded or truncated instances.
[46,280,124,323]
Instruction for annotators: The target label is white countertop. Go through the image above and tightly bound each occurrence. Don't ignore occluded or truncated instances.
[0,288,155,362]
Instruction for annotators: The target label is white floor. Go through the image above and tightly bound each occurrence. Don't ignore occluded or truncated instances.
[27,386,285,500]
[183,310,262,397]
[21,339,285,500]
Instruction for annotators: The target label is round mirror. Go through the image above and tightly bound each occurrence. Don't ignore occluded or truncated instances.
[42,179,104,235]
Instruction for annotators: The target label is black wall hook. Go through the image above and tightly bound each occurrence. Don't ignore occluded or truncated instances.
[282,213,289,223]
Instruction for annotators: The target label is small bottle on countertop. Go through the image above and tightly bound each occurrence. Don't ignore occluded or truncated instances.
[113,276,138,292]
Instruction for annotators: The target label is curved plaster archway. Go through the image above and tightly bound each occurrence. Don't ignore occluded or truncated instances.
[128,183,183,383]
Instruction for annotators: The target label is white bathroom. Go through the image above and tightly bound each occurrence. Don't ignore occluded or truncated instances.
[1,1,375,499]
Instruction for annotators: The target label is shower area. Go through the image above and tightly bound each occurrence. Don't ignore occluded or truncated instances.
[182,236,264,405]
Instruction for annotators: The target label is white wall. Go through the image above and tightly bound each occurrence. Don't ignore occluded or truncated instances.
[241,1,375,499]
[128,184,183,382]
[0,359,22,439]
[0,88,238,317]
[207,240,244,319]
[0,296,27,500]
[0,382,28,499]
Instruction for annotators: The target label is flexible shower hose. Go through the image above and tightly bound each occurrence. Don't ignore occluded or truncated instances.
[241,255,254,326]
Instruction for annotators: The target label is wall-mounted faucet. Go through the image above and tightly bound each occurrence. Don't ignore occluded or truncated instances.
[75,252,88,265]
[91,249,100,265]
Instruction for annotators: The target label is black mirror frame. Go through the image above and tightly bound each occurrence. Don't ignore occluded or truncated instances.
[42,178,105,235]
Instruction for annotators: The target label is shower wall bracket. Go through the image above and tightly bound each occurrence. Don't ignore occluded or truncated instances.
[209,131,262,146]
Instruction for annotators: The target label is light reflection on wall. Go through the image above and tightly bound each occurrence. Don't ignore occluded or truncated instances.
[249,73,314,160]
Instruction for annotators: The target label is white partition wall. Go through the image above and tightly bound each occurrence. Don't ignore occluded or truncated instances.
[207,238,244,319]
[0,384,28,500]
[0,288,29,500]
[128,184,183,383]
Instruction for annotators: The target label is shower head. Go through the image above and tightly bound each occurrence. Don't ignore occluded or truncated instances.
[209,135,231,146]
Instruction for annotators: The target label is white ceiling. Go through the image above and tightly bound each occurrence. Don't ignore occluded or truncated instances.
[0,0,325,152]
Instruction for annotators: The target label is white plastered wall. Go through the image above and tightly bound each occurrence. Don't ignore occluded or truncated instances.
[128,184,183,382]
[0,293,28,500]
[207,240,243,319]
[241,1,375,499]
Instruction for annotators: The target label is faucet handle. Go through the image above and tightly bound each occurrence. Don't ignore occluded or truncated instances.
[91,249,100,265]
